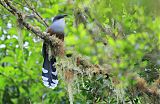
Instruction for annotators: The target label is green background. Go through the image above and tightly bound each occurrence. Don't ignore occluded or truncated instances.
[0,0,160,103]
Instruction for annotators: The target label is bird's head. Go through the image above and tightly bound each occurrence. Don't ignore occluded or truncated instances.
[50,14,67,33]
[52,14,67,22]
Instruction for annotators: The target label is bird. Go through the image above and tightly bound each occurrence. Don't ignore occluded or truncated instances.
[42,14,67,89]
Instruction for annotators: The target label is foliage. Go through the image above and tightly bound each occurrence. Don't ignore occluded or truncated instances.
[0,0,160,103]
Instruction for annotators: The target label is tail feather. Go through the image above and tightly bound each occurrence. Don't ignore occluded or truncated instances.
[42,43,58,89]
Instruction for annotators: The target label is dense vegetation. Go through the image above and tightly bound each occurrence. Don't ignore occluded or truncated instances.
[0,0,160,103]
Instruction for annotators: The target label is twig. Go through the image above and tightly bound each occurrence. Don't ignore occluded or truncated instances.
[23,0,49,27]
[0,0,15,15]
[1,0,50,40]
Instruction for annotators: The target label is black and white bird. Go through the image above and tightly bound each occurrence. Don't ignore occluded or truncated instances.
[42,14,67,89]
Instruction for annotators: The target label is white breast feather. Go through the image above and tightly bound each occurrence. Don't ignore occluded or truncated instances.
[50,18,65,33]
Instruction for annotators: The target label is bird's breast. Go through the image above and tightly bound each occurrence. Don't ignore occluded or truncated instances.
[50,19,65,33]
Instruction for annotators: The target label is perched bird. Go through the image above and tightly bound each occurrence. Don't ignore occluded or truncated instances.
[42,14,67,89]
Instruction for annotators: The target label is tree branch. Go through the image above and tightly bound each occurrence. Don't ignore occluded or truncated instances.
[1,0,52,41]
[0,0,110,78]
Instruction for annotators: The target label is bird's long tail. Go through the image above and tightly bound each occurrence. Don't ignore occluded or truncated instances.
[42,43,58,89]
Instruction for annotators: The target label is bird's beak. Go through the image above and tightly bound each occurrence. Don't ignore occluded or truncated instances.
[63,14,67,17]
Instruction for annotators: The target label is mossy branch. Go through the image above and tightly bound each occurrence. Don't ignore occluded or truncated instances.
[0,0,110,77]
